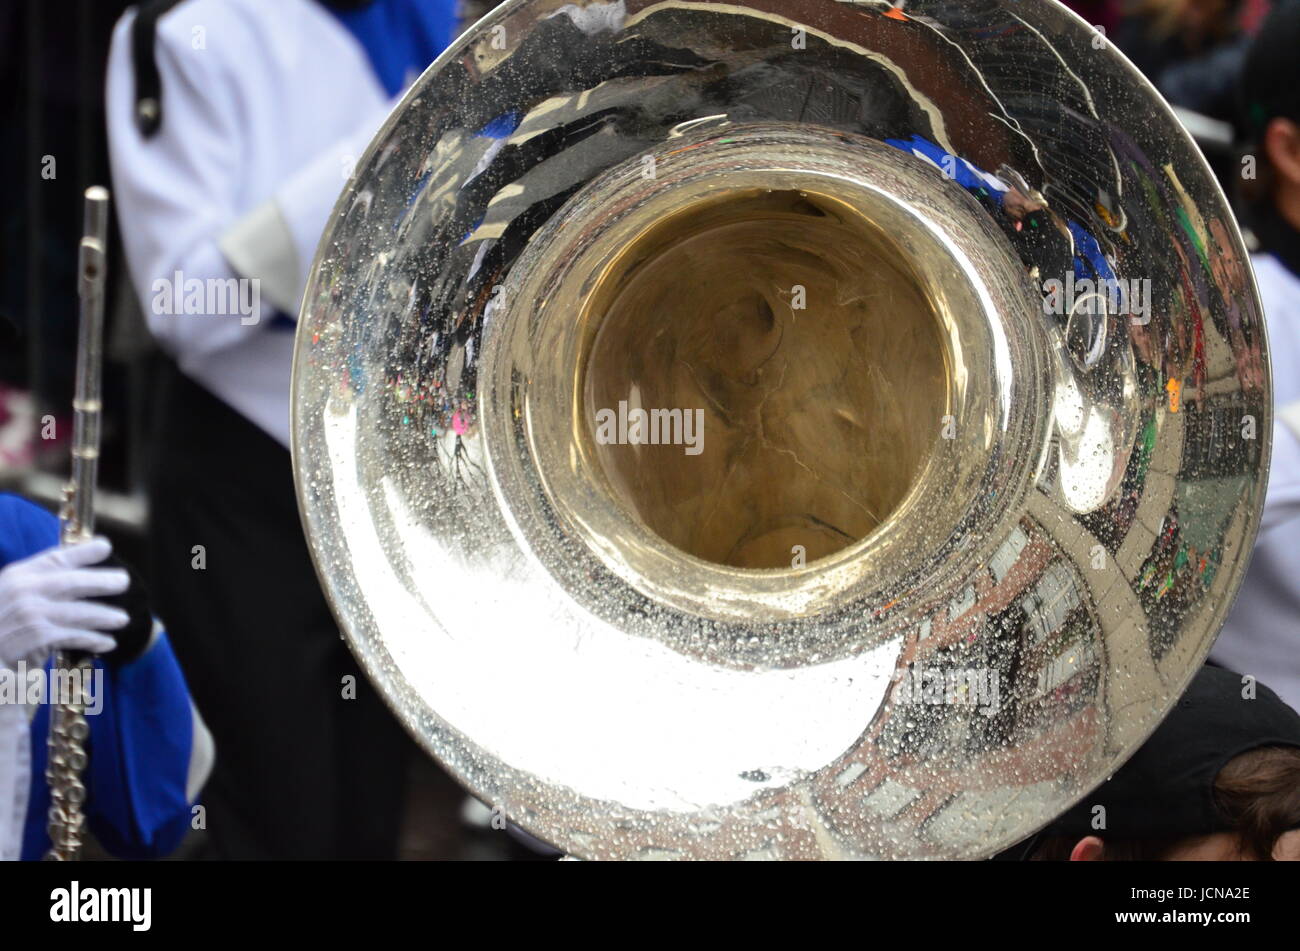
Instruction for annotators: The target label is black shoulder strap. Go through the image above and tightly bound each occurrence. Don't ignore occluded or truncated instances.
[131,0,188,138]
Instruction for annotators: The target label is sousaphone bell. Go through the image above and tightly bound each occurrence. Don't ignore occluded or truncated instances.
[291,0,1271,859]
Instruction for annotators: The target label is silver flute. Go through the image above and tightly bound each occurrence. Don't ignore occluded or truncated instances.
[44,186,111,861]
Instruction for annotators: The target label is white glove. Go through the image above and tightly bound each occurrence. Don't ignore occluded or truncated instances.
[0,537,130,669]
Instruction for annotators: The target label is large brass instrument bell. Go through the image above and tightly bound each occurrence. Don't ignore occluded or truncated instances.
[292,0,1271,859]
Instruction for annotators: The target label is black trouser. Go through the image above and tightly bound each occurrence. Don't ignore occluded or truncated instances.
[147,360,412,859]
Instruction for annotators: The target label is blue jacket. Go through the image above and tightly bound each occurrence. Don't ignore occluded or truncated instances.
[0,493,207,860]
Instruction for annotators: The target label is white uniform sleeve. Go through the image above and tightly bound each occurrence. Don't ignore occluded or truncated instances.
[105,10,394,356]
[219,128,391,316]
[186,697,215,802]
[106,12,256,360]
[1261,404,1300,536]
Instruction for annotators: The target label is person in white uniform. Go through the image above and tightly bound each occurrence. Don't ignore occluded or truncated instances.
[1211,0,1300,713]
[105,0,458,858]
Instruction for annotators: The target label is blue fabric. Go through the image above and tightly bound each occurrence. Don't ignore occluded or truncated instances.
[884,135,1115,285]
[0,493,59,565]
[478,112,522,140]
[1,493,197,860]
[1067,218,1117,285]
[885,135,1007,199]
[322,0,460,98]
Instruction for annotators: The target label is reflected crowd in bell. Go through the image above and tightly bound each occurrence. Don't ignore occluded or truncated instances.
[2,0,1300,862]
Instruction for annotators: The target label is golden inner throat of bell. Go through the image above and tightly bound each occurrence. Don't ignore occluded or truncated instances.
[581,188,951,570]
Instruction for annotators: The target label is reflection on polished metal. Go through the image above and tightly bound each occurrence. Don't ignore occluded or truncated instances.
[293,0,1271,859]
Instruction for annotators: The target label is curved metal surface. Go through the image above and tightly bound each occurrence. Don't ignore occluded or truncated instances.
[292,0,1271,859]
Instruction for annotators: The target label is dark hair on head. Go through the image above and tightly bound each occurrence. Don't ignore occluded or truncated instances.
[1029,745,1300,860]
[1214,745,1300,860]
[1234,0,1300,213]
